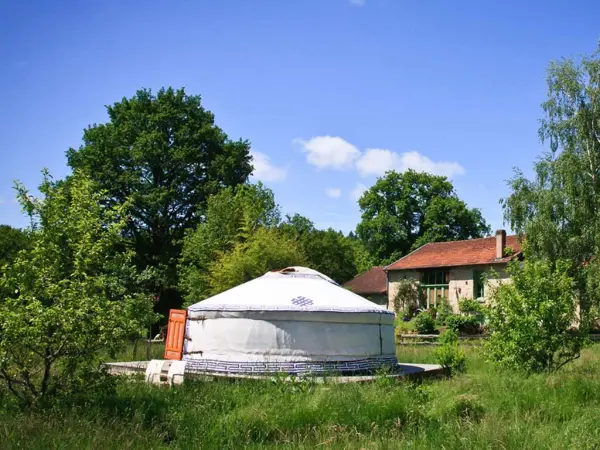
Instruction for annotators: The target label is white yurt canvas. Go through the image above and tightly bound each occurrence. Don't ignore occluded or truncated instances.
[183,267,397,375]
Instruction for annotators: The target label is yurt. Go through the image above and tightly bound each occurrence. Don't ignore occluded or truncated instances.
[176,267,397,376]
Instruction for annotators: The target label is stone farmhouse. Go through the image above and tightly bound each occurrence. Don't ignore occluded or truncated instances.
[385,230,522,312]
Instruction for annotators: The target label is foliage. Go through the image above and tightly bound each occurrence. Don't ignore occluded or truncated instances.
[179,183,280,303]
[280,214,369,283]
[0,173,156,404]
[501,45,600,315]
[298,228,359,284]
[345,231,376,275]
[9,345,600,448]
[402,304,416,320]
[66,87,253,314]
[486,259,586,373]
[392,278,423,316]
[204,227,307,297]
[279,213,315,237]
[435,300,454,325]
[356,170,491,264]
[503,245,515,257]
[0,225,29,274]
[458,298,484,315]
[445,314,481,335]
[435,329,466,374]
[414,311,436,334]
[181,190,365,301]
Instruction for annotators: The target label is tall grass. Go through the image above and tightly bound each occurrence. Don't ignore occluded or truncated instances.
[3,345,600,449]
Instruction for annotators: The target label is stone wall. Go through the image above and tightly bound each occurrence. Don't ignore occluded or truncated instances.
[387,264,510,313]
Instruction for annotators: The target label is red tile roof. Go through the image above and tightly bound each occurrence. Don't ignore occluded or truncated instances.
[343,266,387,295]
[385,235,522,271]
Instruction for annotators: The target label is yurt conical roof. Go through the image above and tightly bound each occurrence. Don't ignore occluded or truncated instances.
[184,267,397,376]
[187,266,394,314]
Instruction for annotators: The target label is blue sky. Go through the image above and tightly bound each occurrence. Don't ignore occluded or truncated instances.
[1,0,599,234]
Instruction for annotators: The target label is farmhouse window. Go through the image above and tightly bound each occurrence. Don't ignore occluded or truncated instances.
[473,270,485,300]
[420,270,450,308]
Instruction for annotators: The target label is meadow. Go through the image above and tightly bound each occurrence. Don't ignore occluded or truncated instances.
[2,344,600,449]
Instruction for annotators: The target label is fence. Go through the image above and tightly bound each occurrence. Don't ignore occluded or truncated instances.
[398,333,600,346]
[128,338,165,361]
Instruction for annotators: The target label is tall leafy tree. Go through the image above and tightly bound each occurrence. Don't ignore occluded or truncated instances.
[0,172,156,404]
[0,225,29,273]
[66,87,253,314]
[356,170,490,264]
[302,228,360,284]
[346,233,376,275]
[280,213,316,237]
[280,215,370,283]
[206,227,306,297]
[179,183,280,304]
[502,44,600,315]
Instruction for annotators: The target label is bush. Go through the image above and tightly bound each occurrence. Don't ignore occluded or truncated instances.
[458,298,483,315]
[445,314,481,335]
[0,173,157,405]
[414,312,436,334]
[486,259,586,373]
[436,300,453,325]
[402,306,414,320]
[435,329,466,374]
[392,279,425,316]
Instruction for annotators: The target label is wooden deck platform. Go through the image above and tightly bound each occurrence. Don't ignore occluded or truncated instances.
[104,360,447,383]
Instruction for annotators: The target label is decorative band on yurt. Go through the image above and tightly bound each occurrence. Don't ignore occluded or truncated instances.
[184,356,399,376]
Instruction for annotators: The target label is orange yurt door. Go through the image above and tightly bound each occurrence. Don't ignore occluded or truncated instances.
[164,309,187,360]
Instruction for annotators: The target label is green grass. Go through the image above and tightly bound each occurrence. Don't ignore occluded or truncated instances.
[394,317,418,332]
[4,345,600,449]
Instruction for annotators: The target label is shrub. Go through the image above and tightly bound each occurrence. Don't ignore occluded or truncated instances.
[414,312,436,334]
[435,329,466,374]
[392,279,425,316]
[0,173,157,405]
[458,298,483,315]
[427,306,437,320]
[445,314,481,335]
[436,300,453,325]
[402,304,415,320]
[486,259,586,373]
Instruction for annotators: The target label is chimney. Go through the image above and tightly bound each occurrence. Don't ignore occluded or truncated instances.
[496,229,506,259]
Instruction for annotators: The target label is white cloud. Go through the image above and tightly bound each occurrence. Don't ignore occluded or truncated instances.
[250,151,287,182]
[355,148,400,178]
[349,0,365,5]
[350,183,368,201]
[355,148,465,178]
[294,136,360,170]
[325,188,342,198]
[398,150,465,177]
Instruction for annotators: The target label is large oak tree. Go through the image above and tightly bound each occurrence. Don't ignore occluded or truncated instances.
[356,170,490,265]
[66,87,252,315]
